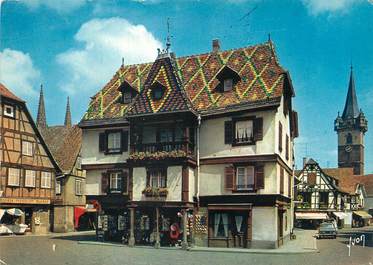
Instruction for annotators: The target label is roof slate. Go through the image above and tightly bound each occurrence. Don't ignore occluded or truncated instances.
[83,41,286,121]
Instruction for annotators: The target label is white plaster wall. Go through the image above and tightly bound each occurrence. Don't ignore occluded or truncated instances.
[199,110,276,159]
[189,168,195,202]
[275,96,294,170]
[85,170,102,196]
[199,162,277,196]
[132,166,182,202]
[252,207,277,241]
[81,127,129,165]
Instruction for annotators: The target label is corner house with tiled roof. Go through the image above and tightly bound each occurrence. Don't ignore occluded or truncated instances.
[79,39,299,249]
[0,83,59,235]
[35,88,88,233]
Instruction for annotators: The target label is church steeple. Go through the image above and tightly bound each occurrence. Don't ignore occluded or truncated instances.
[64,96,72,128]
[334,66,368,175]
[342,66,359,119]
[36,84,47,129]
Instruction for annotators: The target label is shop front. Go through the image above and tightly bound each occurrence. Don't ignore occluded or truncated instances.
[207,208,251,248]
[352,211,372,227]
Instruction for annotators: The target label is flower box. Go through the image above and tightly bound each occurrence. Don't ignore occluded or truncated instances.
[142,187,168,197]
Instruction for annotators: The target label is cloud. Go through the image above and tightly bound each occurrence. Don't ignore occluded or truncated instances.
[302,0,362,15]
[21,0,87,13]
[0,49,40,99]
[56,17,162,95]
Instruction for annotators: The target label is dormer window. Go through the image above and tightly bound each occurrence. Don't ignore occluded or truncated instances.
[122,91,132,104]
[223,78,233,92]
[118,80,137,104]
[150,81,165,100]
[215,66,241,93]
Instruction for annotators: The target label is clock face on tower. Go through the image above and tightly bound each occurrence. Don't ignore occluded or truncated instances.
[345,145,352,153]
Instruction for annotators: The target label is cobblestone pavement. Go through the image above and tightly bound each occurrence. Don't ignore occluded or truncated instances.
[0,229,372,265]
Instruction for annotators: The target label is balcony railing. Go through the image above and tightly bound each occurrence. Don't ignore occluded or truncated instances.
[131,141,194,154]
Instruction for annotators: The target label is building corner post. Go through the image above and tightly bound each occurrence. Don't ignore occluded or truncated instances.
[155,207,160,249]
[181,209,189,250]
[128,207,135,247]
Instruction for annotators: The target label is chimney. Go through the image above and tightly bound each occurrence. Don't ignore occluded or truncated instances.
[303,157,308,167]
[212,39,220,52]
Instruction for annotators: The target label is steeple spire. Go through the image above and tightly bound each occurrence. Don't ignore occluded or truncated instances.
[36,84,47,129]
[64,96,72,128]
[342,66,359,119]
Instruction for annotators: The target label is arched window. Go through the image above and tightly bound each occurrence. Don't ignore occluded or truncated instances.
[346,133,352,144]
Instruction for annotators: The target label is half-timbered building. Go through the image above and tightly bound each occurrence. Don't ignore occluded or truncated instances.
[0,83,59,234]
[295,159,366,228]
[80,39,298,249]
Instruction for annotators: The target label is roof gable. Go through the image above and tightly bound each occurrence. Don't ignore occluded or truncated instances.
[0,83,24,102]
[127,56,191,116]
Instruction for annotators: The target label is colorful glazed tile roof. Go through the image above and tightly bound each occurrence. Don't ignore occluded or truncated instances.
[82,41,287,121]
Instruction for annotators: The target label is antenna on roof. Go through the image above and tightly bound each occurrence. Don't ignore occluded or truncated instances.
[122,57,124,66]
[166,17,172,52]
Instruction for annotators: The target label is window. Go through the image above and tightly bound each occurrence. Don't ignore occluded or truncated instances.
[320,192,329,208]
[223,78,233,91]
[236,166,255,190]
[280,168,284,194]
[99,130,128,154]
[56,180,61,195]
[346,133,352,144]
[235,120,253,144]
[148,168,167,188]
[8,168,20,186]
[41,172,51,188]
[122,91,132,104]
[3,105,14,118]
[25,170,36,187]
[22,141,33,156]
[75,179,83,195]
[300,192,311,206]
[213,213,229,237]
[109,172,123,192]
[151,83,165,100]
[107,132,121,153]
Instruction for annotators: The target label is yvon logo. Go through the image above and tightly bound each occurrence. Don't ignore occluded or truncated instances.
[347,234,365,257]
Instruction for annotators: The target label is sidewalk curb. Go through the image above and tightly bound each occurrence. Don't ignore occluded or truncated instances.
[188,247,319,255]
[77,241,319,254]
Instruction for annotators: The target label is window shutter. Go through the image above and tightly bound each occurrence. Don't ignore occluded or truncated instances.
[122,171,128,194]
[121,131,129,152]
[101,172,109,194]
[224,121,233,144]
[279,122,283,152]
[285,135,289,160]
[255,165,265,190]
[99,132,107,152]
[253,117,263,141]
[224,166,235,190]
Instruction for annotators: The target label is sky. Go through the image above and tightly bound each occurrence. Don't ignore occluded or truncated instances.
[1,0,373,172]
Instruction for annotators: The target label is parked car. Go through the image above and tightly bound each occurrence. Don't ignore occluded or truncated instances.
[317,222,337,239]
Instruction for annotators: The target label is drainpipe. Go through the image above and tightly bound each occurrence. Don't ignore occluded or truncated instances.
[196,114,201,208]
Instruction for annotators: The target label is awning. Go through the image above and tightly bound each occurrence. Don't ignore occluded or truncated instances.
[333,212,348,219]
[74,207,86,229]
[353,211,372,219]
[295,212,329,220]
[6,208,24,217]
[0,209,5,221]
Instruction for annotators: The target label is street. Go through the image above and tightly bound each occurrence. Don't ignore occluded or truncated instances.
[0,229,372,265]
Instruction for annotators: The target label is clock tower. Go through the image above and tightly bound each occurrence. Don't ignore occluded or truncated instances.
[334,67,368,175]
